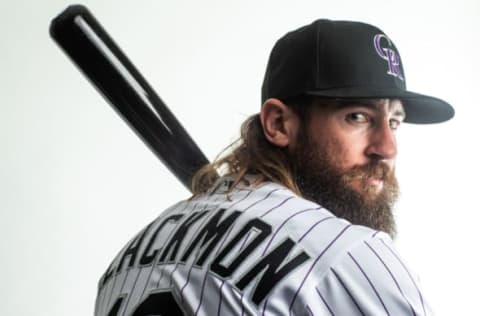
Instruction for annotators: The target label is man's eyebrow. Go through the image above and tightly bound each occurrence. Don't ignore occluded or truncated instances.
[321,99,406,119]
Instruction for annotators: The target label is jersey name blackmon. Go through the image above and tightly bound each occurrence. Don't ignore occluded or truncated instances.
[99,207,310,306]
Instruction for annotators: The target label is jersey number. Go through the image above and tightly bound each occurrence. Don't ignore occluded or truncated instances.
[107,291,184,316]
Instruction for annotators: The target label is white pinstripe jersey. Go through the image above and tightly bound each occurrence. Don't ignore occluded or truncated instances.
[95,176,432,316]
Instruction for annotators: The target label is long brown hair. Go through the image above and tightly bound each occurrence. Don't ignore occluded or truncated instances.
[191,95,314,195]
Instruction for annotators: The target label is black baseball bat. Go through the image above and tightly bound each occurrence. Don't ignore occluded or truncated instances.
[50,5,209,192]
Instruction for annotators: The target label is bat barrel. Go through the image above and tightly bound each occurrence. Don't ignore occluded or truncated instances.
[50,5,210,191]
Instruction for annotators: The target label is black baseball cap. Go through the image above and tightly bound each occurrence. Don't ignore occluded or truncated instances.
[261,19,454,124]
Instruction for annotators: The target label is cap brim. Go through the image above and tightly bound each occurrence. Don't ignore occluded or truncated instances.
[305,86,454,124]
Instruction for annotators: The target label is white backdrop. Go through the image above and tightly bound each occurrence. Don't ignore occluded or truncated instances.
[1,0,478,315]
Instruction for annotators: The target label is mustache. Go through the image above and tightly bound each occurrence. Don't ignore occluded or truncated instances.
[344,162,393,181]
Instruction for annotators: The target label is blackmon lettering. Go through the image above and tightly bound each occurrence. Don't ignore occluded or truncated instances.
[99,208,311,306]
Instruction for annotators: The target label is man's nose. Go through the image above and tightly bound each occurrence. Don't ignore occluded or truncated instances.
[365,121,397,161]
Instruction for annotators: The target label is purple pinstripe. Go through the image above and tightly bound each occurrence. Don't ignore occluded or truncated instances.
[365,241,417,316]
[288,224,352,314]
[348,252,390,315]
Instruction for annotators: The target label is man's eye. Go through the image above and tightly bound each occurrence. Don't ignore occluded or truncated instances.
[390,119,401,130]
[347,113,369,123]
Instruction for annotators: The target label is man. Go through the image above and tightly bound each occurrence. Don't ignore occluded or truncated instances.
[95,19,454,315]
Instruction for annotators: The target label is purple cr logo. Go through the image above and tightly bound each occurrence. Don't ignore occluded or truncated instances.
[374,34,404,81]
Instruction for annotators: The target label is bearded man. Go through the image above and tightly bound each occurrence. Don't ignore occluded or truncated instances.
[95,19,453,316]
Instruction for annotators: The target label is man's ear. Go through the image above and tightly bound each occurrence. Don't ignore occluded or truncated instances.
[260,98,300,148]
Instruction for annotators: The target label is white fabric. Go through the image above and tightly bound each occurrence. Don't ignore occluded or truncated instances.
[94,177,432,316]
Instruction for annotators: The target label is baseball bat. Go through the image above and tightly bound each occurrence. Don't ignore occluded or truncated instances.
[49,5,210,192]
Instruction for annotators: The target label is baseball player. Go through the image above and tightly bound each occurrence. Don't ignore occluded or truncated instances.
[94,19,454,315]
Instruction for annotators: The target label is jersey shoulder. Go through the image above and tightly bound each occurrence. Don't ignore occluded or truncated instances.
[239,179,383,262]
[305,231,432,315]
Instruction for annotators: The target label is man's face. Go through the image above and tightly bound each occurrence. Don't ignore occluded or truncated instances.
[290,98,405,237]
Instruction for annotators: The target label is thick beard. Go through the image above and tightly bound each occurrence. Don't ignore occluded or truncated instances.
[291,133,399,238]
